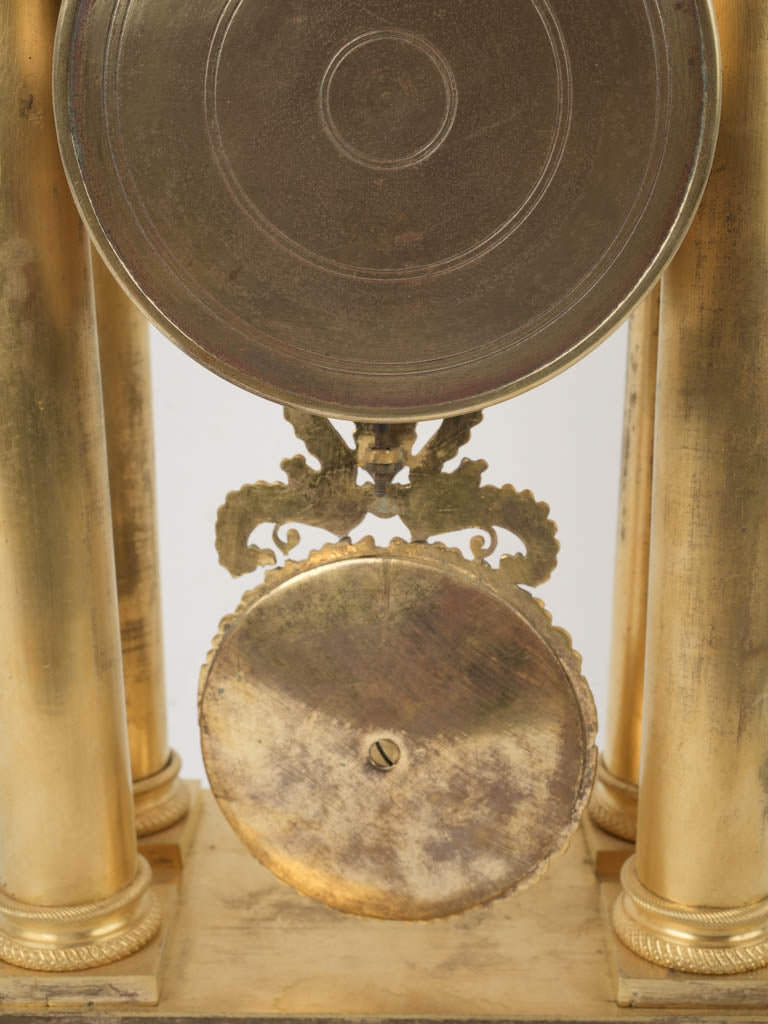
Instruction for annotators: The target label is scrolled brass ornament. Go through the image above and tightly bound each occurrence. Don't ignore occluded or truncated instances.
[215,409,558,586]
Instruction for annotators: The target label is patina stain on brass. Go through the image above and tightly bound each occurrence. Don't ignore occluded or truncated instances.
[54,1,718,420]
[199,540,596,920]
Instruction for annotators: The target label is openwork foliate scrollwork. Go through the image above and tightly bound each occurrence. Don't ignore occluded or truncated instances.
[216,407,559,587]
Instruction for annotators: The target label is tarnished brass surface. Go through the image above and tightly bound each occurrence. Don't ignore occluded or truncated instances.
[93,252,189,835]
[615,0,768,974]
[55,1,718,420]
[0,0,158,969]
[217,409,558,586]
[590,285,660,843]
[200,539,596,921]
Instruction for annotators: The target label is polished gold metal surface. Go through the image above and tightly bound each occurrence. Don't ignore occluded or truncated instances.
[0,809,199,1005]
[0,0,159,969]
[55,0,719,420]
[93,251,189,836]
[614,859,768,977]
[133,751,190,840]
[0,884,172,1006]
[590,760,639,845]
[601,881,768,1009]
[590,285,660,843]
[93,251,168,780]
[200,538,596,921]
[614,0,768,974]
[0,859,160,973]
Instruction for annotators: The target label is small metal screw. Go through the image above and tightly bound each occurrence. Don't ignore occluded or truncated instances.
[368,738,401,771]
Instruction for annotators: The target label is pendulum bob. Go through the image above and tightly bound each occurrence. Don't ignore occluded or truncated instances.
[613,0,768,974]
[199,539,597,920]
[203,409,595,917]
[92,253,190,836]
[54,1,718,422]
[590,285,660,843]
[0,0,158,969]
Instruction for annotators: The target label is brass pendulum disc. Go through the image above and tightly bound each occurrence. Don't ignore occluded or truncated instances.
[54,1,719,421]
[199,542,597,920]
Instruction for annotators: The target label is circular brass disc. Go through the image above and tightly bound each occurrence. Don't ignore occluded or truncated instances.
[199,543,597,920]
[54,1,719,421]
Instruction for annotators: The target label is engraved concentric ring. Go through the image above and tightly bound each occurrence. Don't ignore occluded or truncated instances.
[55,0,721,420]
[204,0,572,281]
[318,30,458,172]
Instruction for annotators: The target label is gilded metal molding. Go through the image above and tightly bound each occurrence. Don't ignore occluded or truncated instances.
[216,408,559,587]
[589,757,638,843]
[133,750,191,838]
[613,857,768,975]
[0,858,160,972]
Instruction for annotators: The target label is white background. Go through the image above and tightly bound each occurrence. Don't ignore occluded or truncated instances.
[150,321,628,783]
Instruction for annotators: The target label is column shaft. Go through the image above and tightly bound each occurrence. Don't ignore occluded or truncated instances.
[591,286,659,842]
[0,0,158,970]
[93,254,188,836]
[614,0,768,974]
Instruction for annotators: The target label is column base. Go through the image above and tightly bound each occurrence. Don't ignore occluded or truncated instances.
[614,856,768,975]
[0,857,160,972]
[1,801,767,1018]
[589,756,637,841]
[134,750,190,837]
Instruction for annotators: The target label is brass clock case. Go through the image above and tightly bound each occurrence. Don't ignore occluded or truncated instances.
[199,540,597,920]
[55,1,719,421]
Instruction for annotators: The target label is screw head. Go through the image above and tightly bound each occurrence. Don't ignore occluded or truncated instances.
[368,738,401,771]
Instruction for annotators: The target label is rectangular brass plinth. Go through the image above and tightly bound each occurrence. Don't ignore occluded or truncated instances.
[600,883,768,1011]
[0,785,202,1010]
[0,884,174,1009]
[2,792,767,1023]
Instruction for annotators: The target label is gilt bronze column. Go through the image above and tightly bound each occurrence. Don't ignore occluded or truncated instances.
[590,285,660,842]
[0,0,159,970]
[93,254,189,837]
[614,0,768,973]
